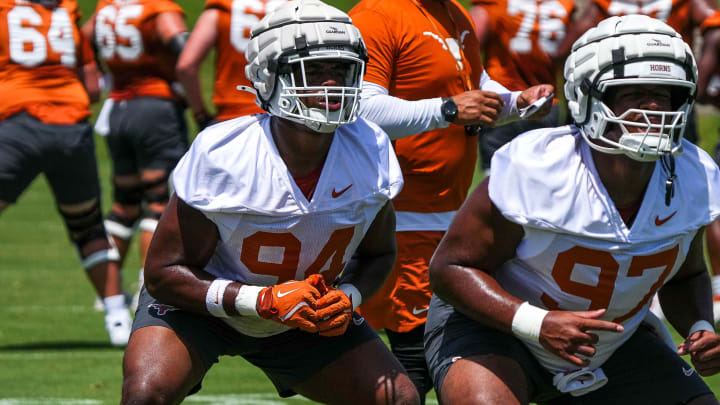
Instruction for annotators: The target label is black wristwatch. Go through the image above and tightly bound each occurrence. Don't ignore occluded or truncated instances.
[441,97,458,123]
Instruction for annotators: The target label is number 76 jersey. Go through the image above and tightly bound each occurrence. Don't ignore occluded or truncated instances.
[488,125,720,373]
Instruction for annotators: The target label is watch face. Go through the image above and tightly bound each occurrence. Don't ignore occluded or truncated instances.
[443,99,458,121]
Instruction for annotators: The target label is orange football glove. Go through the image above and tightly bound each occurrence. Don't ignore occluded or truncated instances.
[316,287,353,337]
[256,274,327,333]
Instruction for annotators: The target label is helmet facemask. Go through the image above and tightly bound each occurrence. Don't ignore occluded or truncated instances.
[583,79,695,162]
[270,47,366,133]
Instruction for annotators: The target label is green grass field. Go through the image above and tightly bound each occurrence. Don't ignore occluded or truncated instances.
[1,0,720,403]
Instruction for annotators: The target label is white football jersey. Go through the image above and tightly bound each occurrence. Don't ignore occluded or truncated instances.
[172,114,403,336]
[489,125,720,373]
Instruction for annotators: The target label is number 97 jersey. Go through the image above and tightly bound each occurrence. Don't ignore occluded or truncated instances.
[0,0,92,124]
[472,0,575,90]
[488,125,720,373]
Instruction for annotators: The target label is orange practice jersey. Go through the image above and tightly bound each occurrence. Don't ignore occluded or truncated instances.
[594,0,720,45]
[0,0,92,124]
[204,0,284,120]
[350,0,484,214]
[473,0,574,91]
[91,0,184,100]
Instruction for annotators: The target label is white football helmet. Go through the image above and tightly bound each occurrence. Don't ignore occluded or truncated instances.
[245,0,366,133]
[564,15,697,162]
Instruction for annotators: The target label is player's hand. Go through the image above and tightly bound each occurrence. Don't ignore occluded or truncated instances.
[256,274,327,333]
[517,84,554,120]
[316,287,353,337]
[678,330,720,376]
[451,90,505,127]
[539,309,624,367]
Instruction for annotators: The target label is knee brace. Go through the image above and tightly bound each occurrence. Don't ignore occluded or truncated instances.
[113,180,143,205]
[142,175,170,205]
[138,208,162,233]
[60,200,120,269]
[104,210,140,241]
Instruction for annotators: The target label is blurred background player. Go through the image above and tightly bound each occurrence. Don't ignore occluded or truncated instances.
[426,15,720,404]
[349,0,553,402]
[0,0,131,346]
[120,1,421,403]
[469,0,576,171]
[176,0,286,129]
[82,0,190,311]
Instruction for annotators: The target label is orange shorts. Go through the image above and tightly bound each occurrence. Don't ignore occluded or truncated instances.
[358,230,444,332]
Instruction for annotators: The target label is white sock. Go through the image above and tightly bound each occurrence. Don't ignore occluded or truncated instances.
[712,276,720,297]
[103,294,127,314]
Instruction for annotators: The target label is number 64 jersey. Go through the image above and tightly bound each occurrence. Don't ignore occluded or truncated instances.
[0,0,93,124]
[172,114,403,336]
[488,125,720,373]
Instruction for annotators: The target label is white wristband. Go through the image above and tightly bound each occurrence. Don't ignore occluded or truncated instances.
[205,279,232,318]
[511,301,549,343]
[338,284,362,310]
[688,320,715,337]
[235,285,265,317]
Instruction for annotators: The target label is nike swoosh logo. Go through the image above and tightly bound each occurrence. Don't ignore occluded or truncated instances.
[352,316,365,326]
[277,288,299,298]
[215,289,220,305]
[412,306,429,315]
[332,184,352,198]
[683,367,695,376]
[655,211,678,226]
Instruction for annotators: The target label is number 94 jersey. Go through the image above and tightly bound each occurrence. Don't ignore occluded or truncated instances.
[488,125,720,373]
[172,115,403,336]
[0,0,92,124]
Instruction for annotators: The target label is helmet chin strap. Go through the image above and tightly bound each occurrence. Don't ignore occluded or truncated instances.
[659,154,676,206]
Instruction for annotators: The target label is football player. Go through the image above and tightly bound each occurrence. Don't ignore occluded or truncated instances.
[349,0,553,402]
[176,0,286,130]
[82,0,190,311]
[555,0,720,145]
[120,1,420,404]
[558,0,720,321]
[0,0,132,346]
[469,0,576,171]
[425,15,720,404]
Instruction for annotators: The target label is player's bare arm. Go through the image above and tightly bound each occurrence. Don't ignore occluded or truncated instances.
[336,200,397,302]
[143,194,221,314]
[658,227,720,376]
[693,0,720,104]
[314,201,397,337]
[431,179,623,368]
[176,9,219,128]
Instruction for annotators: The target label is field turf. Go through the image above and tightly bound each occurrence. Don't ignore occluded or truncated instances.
[0,0,719,403]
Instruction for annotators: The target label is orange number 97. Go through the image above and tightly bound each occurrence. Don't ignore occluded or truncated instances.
[541,245,679,323]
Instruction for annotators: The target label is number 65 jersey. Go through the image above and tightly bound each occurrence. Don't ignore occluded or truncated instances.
[488,125,720,373]
[172,114,403,336]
